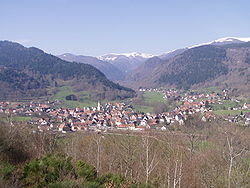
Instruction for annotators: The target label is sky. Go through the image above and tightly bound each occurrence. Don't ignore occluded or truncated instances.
[0,0,250,56]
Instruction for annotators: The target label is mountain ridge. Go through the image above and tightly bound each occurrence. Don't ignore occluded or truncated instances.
[57,53,125,81]
[57,37,250,83]
[125,41,250,96]
[0,41,135,100]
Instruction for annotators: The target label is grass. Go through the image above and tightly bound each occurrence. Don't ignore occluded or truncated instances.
[211,100,244,111]
[53,86,73,99]
[191,86,221,94]
[0,116,32,122]
[132,91,167,113]
[12,116,32,122]
[143,91,166,103]
[133,105,154,113]
[51,86,97,108]
[213,110,250,116]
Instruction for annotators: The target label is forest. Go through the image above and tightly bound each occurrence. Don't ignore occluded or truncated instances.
[0,41,135,100]
[0,116,249,188]
[159,45,229,89]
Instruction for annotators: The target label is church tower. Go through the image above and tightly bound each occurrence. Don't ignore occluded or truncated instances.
[97,101,101,111]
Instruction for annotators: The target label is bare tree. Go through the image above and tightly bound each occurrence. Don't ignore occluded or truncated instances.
[93,134,104,175]
[164,148,183,188]
[141,133,160,184]
[226,134,246,188]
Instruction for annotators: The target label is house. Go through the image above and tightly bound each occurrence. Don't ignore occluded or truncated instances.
[40,119,48,125]
[117,124,129,130]
[245,112,250,121]
[201,116,207,122]
[243,103,250,110]
[59,123,65,132]
[161,126,167,131]
[134,125,146,131]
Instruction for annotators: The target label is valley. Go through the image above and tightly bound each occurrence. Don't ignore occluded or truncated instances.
[1,38,250,132]
[56,38,250,97]
[1,1,250,187]
[1,87,250,134]
[1,38,250,188]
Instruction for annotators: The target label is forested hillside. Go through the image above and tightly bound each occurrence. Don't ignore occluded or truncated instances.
[0,41,135,100]
[158,45,228,89]
[127,42,250,95]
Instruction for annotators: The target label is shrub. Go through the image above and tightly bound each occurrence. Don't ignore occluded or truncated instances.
[75,160,97,181]
[0,162,15,181]
[22,154,74,188]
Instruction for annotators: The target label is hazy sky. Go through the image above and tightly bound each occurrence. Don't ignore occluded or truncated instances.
[1,0,249,56]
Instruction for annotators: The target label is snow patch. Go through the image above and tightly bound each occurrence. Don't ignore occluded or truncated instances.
[98,52,154,61]
[188,37,250,49]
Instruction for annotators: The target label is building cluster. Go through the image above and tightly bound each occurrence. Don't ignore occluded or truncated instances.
[1,89,250,133]
[164,89,250,125]
[0,101,192,133]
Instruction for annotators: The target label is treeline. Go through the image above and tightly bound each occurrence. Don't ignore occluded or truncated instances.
[0,116,250,187]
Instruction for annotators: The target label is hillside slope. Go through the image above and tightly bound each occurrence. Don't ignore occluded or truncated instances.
[98,52,153,74]
[127,42,250,95]
[58,53,125,81]
[0,41,135,100]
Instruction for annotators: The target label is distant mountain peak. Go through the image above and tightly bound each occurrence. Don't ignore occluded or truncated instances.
[213,37,250,43]
[57,53,126,81]
[98,52,154,61]
[188,37,250,49]
[118,52,154,58]
[61,53,72,57]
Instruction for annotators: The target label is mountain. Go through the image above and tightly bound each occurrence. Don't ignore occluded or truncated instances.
[95,37,250,80]
[157,37,250,60]
[98,52,154,74]
[189,37,250,48]
[158,48,187,60]
[157,45,229,89]
[126,37,250,83]
[126,56,164,83]
[0,41,135,100]
[58,53,125,81]
[127,40,250,95]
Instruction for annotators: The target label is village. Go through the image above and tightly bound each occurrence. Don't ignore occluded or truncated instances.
[0,89,250,134]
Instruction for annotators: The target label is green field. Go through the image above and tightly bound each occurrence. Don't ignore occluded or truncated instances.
[133,105,154,113]
[12,116,32,121]
[51,86,98,108]
[0,116,32,122]
[132,91,167,113]
[143,91,165,103]
[191,86,221,94]
[211,98,247,111]
[213,110,250,116]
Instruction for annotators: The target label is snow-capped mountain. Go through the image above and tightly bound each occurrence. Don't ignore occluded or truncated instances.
[98,52,154,61]
[98,52,154,73]
[60,37,250,82]
[188,37,250,49]
[157,37,250,60]
[57,53,125,81]
[158,48,187,60]
[127,37,250,92]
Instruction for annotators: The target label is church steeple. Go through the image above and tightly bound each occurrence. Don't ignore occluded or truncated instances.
[97,101,101,111]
